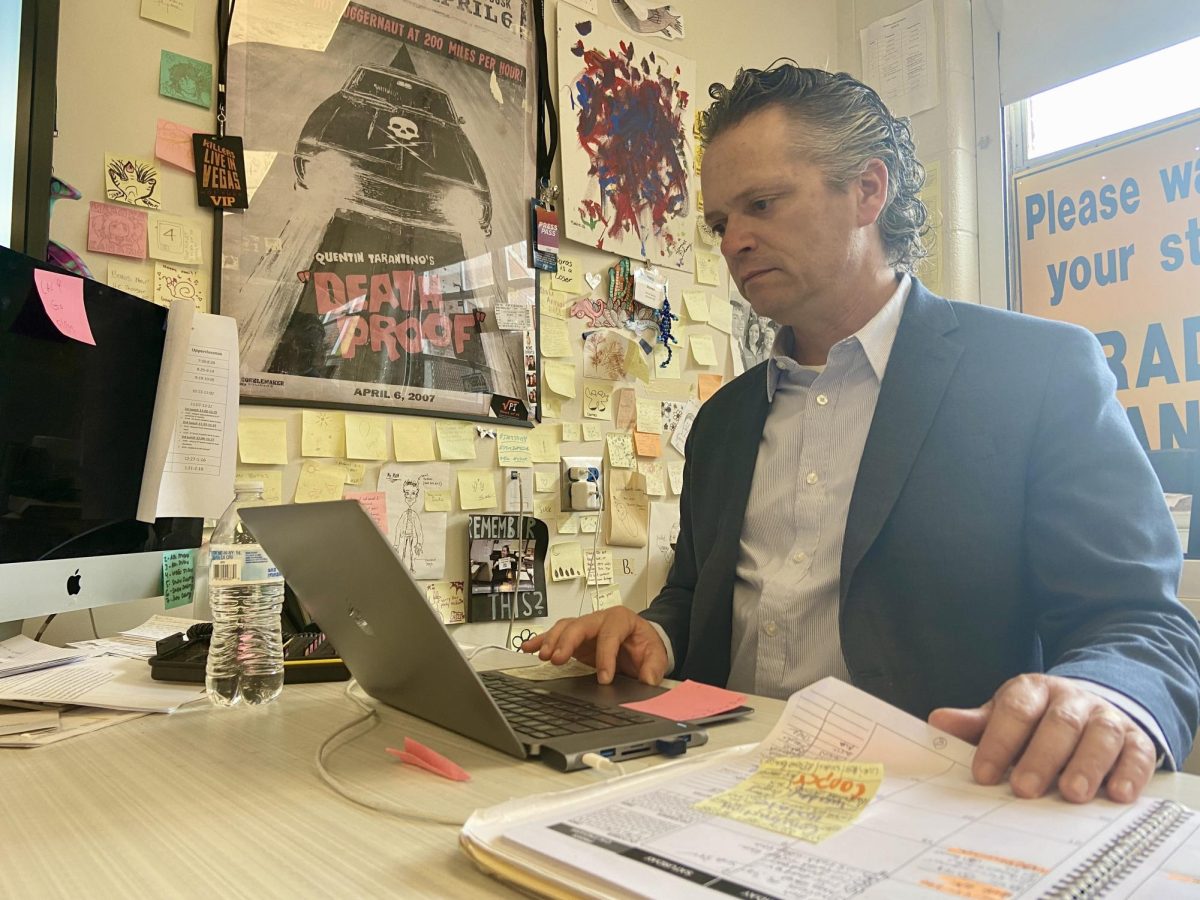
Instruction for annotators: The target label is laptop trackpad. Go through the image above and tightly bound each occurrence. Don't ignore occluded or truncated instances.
[536,674,669,710]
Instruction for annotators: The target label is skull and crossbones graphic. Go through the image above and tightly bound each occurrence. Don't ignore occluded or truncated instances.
[371,114,433,168]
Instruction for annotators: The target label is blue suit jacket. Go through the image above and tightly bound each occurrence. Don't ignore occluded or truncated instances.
[643,279,1200,762]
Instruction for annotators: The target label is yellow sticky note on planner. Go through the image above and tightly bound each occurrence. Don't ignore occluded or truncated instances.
[335,461,366,485]
[636,398,663,434]
[497,430,532,467]
[708,296,733,334]
[695,757,883,844]
[562,422,581,442]
[549,542,585,581]
[437,420,477,460]
[550,256,582,293]
[345,414,388,460]
[424,489,451,512]
[535,471,558,493]
[582,423,603,442]
[690,334,718,367]
[606,432,634,468]
[695,251,721,286]
[294,462,345,503]
[584,549,613,586]
[579,513,599,534]
[394,420,436,461]
[544,360,577,398]
[682,290,709,322]
[236,468,283,504]
[238,418,288,464]
[591,585,623,611]
[529,425,560,463]
[557,515,579,534]
[457,470,497,510]
[302,410,345,457]
[540,315,573,358]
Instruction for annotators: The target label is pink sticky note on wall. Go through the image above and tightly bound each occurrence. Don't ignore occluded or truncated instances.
[87,201,148,260]
[155,119,200,173]
[345,490,388,534]
[620,680,746,721]
[33,269,95,345]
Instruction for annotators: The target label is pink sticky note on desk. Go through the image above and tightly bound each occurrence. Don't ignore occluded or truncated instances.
[621,679,746,721]
[33,270,95,345]
[386,737,470,781]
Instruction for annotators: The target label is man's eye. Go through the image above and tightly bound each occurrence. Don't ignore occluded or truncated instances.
[711,223,726,236]
[752,198,772,212]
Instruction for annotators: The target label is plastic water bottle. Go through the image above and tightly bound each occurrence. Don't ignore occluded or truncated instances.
[204,479,285,707]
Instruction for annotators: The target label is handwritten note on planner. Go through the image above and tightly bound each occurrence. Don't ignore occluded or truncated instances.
[696,757,883,844]
[33,270,95,345]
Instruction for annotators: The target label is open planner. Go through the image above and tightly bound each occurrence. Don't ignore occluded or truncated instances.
[461,678,1200,899]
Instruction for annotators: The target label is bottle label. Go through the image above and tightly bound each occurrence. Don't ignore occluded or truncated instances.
[209,544,284,586]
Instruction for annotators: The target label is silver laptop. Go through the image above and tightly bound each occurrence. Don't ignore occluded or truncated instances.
[240,500,708,771]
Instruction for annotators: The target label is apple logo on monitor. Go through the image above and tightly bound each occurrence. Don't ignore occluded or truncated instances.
[66,569,82,596]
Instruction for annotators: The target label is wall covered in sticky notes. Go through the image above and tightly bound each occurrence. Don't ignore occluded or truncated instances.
[45,0,844,645]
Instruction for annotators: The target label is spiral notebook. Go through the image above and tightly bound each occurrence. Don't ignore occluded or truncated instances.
[462,677,1200,899]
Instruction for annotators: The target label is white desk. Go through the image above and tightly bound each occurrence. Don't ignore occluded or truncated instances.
[4,683,1200,899]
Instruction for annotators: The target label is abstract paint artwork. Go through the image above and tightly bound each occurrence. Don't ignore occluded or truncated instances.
[557,13,696,272]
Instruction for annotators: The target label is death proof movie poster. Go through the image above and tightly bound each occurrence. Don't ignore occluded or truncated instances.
[220,0,537,418]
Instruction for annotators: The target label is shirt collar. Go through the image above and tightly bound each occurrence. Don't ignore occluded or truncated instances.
[766,273,911,401]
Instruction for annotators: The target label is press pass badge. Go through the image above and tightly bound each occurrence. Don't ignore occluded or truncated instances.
[530,200,560,272]
[192,133,249,209]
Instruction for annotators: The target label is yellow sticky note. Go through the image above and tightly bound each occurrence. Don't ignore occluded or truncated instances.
[582,380,613,420]
[497,430,532,467]
[540,391,562,418]
[457,469,497,510]
[549,542,585,581]
[302,410,346,458]
[653,344,682,380]
[624,344,651,384]
[695,757,883,844]
[534,494,558,519]
[542,290,572,320]
[294,462,345,503]
[238,418,288,464]
[539,314,574,358]
[682,290,709,322]
[562,422,582,442]
[550,256,582,293]
[585,549,613,586]
[636,398,663,434]
[147,212,203,265]
[108,260,154,300]
[690,334,718,367]
[535,470,558,493]
[582,423,603,442]
[529,425,560,464]
[557,515,579,534]
[591,585,623,611]
[606,432,634,468]
[345,414,388,461]
[235,468,283,504]
[708,295,733,335]
[394,419,436,462]
[639,461,666,496]
[544,360,577,398]
[330,461,365,484]
[153,261,207,312]
[667,461,685,494]
[695,251,721,286]
[425,488,451,512]
[436,420,477,460]
[579,513,600,534]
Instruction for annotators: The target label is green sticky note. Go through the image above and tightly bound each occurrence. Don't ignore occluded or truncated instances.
[159,50,213,108]
[162,549,195,609]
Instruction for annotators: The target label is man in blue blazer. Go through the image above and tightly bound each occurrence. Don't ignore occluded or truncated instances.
[525,64,1200,803]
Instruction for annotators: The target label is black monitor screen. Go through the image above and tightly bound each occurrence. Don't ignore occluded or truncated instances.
[0,244,202,564]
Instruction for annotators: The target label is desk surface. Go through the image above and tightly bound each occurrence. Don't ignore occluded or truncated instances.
[5,683,1200,899]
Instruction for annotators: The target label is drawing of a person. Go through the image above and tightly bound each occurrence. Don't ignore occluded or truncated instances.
[394,479,423,571]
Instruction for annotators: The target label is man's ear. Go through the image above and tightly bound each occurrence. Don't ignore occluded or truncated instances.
[855,157,890,227]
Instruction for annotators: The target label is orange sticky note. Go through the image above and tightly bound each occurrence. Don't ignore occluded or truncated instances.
[634,432,662,458]
[698,373,724,402]
[33,270,95,345]
[621,680,745,721]
[386,737,470,782]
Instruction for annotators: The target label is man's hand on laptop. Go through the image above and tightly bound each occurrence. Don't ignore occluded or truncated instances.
[519,608,668,686]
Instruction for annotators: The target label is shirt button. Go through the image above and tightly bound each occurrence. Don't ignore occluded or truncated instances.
[816,394,829,406]
[806,472,819,485]
[792,551,806,563]
[764,621,778,637]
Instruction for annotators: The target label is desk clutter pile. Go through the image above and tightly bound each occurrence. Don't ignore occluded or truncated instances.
[0,617,206,747]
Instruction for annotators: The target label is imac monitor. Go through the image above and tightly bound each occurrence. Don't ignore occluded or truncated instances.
[0,244,202,634]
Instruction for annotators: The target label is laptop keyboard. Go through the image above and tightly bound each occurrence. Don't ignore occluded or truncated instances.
[480,670,658,740]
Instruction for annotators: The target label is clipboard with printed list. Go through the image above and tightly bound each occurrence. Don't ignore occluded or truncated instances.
[460,677,1200,899]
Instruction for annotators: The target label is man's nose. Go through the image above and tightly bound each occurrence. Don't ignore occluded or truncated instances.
[720,217,755,258]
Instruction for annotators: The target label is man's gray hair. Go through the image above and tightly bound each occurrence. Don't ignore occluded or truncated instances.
[702,61,929,272]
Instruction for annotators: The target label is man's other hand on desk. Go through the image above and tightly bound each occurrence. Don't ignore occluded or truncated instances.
[519,609,668,686]
[929,674,1157,805]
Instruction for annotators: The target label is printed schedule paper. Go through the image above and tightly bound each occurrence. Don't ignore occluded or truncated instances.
[462,677,1200,899]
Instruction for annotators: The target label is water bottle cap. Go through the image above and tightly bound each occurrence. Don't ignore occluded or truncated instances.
[234,478,265,493]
